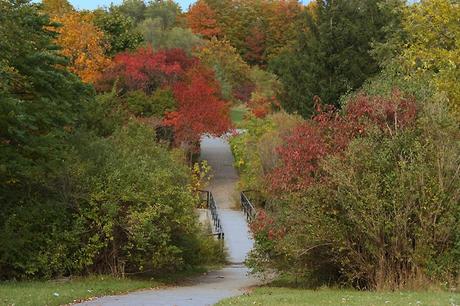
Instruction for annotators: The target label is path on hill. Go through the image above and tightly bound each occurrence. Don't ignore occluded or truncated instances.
[77,135,257,306]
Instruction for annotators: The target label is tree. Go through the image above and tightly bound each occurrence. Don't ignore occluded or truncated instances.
[53,12,111,83]
[0,0,92,278]
[139,18,203,54]
[163,67,231,148]
[401,0,460,120]
[197,37,252,101]
[144,0,182,30]
[202,0,302,63]
[116,0,147,24]
[264,0,302,61]
[271,0,401,117]
[93,9,143,56]
[98,47,196,94]
[41,0,74,16]
[244,25,266,66]
[187,0,221,39]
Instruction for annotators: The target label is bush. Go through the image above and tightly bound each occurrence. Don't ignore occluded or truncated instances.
[247,100,460,290]
[125,88,176,117]
[71,122,217,275]
[230,112,303,195]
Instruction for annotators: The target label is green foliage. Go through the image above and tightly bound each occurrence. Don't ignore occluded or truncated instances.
[116,0,147,25]
[125,88,176,117]
[41,0,74,16]
[271,0,402,117]
[197,38,251,101]
[85,92,127,137]
[94,9,143,56]
[0,0,91,212]
[383,0,460,120]
[70,123,209,275]
[139,18,203,54]
[143,0,182,30]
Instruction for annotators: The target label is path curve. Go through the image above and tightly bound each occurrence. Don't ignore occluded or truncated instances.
[77,135,257,306]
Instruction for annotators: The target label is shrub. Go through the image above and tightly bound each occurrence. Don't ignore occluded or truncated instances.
[248,99,460,290]
[125,88,176,117]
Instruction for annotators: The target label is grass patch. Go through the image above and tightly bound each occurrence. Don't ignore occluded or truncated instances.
[0,266,216,306]
[230,106,247,127]
[216,287,460,306]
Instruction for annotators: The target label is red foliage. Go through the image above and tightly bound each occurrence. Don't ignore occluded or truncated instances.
[187,0,221,39]
[96,47,196,94]
[244,26,266,66]
[268,92,418,193]
[163,67,231,147]
[345,91,417,134]
[250,210,286,241]
[268,122,327,192]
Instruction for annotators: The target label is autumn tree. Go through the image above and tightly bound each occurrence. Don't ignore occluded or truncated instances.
[53,12,111,83]
[197,37,252,101]
[164,67,231,148]
[263,0,302,61]
[269,92,417,193]
[97,47,196,93]
[244,25,266,66]
[401,0,460,120]
[201,0,302,63]
[187,0,221,39]
[41,0,74,16]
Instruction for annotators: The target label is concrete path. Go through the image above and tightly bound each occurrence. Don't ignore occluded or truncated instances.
[77,135,257,306]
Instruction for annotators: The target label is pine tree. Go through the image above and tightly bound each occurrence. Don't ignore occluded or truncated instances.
[271,0,402,117]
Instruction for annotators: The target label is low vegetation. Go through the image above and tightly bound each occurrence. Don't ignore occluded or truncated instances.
[217,287,460,306]
[0,266,215,306]
[0,276,159,306]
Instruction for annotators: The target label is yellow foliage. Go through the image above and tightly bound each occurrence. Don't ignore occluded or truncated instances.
[402,0,460,119]
[190,160,212,193]
[53,12,111,84]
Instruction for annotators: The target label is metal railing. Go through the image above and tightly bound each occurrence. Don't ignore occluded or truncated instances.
[198,190,224,240]
[241,190,257,221]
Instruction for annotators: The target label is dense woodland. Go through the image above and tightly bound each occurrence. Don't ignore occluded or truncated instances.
[0,0,459,292]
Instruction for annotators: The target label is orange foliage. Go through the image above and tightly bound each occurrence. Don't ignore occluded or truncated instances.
[53,12,111,84]
[187,0,221,39]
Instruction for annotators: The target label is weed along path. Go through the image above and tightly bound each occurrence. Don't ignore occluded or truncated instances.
[76,135,258,306]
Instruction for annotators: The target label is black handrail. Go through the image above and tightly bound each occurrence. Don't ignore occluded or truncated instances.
[198,190,224,240]
[241,190,257,221]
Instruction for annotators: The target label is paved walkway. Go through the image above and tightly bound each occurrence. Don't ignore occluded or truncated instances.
[77,135,257,306]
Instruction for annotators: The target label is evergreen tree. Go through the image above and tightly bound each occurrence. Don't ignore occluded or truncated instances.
[0,0,92,222]
[271,0,402,117]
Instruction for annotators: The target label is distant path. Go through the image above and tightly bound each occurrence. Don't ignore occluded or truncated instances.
[77,135,257,306]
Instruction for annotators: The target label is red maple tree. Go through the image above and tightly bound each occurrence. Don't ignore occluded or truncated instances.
[97,47,196,93]
[163,67,231,148]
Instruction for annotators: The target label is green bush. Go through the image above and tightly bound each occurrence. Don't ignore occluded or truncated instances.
[125,88,176,117]
[0,122,223,279]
